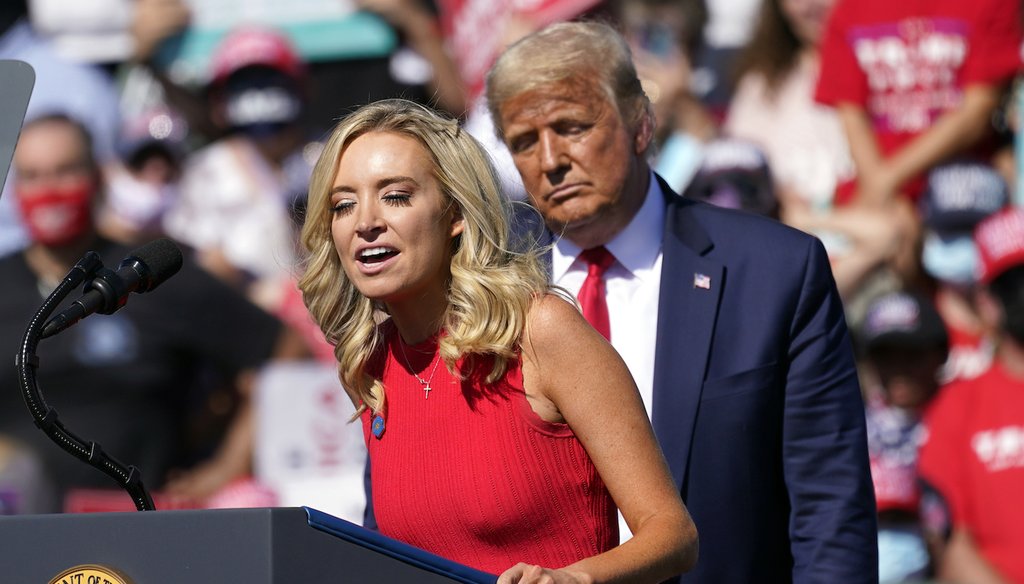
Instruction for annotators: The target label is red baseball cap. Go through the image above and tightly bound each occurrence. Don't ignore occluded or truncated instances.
[975,207,1024,283]
[209,27,305,86]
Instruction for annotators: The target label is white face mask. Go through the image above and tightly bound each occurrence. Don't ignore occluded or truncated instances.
[104,170,179,231]
[921,231,979,286]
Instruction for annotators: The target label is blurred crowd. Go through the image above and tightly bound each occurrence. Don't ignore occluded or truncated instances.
[0,0,1022,582]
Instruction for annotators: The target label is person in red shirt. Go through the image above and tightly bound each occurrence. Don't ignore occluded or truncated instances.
[918,207,1024,583]
[814,0,1022,208]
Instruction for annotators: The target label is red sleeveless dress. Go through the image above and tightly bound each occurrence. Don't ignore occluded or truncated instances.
[361,323,618,574]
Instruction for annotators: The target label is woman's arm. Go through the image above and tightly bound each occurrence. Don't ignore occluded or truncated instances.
[502,294,698,584]
[834,102,888,207]
[836,84,1003,207]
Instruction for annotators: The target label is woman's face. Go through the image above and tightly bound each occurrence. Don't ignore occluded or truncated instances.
[330,131,463,307]
[780,0,834,47]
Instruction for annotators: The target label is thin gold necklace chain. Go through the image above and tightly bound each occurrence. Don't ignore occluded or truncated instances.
[398,338,441,399]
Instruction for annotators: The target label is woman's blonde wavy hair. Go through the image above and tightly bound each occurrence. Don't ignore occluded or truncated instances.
[299,99,551,416]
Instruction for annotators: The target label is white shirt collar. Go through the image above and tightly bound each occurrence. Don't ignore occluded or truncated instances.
[552,171,665,281]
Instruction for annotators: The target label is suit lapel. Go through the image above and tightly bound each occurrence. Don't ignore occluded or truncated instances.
[651,184,723,491]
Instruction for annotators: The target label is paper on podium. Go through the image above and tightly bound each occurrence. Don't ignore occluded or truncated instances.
[0,60,34,194]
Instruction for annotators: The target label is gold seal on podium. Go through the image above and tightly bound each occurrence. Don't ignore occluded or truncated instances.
[48,564,133,584]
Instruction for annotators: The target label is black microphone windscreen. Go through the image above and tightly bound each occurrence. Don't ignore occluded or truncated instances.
[127,238,183,292]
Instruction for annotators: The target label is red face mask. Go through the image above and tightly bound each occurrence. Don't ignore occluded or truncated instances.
[15,180,96,247]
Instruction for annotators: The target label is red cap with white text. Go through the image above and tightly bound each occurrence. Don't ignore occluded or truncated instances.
[975,207,1024,283]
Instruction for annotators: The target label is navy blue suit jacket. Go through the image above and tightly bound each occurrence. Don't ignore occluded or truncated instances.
[649,176,877,582]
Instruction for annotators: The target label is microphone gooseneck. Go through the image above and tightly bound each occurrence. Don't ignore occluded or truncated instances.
[40,238,183,338]
[14,239,184,512]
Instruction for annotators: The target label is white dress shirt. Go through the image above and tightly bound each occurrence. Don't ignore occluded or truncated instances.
[551,171,665,419]
[551,173,666,542]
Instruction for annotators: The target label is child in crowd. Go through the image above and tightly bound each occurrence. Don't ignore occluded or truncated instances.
[860,291,949,582]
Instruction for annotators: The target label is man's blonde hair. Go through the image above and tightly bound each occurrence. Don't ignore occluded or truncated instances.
[485,20,654,147]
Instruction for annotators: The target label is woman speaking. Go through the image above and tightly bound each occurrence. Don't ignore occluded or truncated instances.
[298,99,697,584]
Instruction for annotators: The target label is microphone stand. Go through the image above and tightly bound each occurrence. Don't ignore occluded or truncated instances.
[15,251,156,511]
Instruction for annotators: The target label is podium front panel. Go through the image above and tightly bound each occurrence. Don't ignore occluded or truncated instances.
[0,507,496,583]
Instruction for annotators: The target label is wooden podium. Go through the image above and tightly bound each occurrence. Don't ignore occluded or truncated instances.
[0,507,497,583]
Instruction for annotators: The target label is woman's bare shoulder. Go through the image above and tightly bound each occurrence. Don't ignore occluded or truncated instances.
[522,291,603,363]
[524,291,583,341]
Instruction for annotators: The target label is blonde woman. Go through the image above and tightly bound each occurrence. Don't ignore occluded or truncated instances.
[298,99,696,583]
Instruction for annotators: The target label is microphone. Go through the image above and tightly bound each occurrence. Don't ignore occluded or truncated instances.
[41,238,184,338]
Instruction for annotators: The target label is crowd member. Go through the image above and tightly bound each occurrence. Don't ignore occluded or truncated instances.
[356,0,468,119]
[485,20,876,582]
[98,106,189,245]
[815,0,1023,208]
[617,0,716,194]
[163,26,313,294]
[918,207,1024,584]
[125,0,228,145]
[682,137,778,219]
[725,0,918,310]
[725,0,850,213]
[691,0,759,120]
[299,99,697,581]
[859,292,949,582]
[919,162,1008,383]
[0,113,304,509]
[0,0,121,256]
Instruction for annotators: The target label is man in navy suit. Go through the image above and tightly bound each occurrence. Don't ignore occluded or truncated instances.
[485,21,878,582]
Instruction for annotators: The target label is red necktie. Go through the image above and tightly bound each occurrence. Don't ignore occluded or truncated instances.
[577,246,615,341]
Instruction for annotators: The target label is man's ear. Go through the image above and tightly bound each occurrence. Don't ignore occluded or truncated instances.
[634,109,655,155]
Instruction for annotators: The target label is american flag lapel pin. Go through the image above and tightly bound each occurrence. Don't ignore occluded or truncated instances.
[693,273,711,290]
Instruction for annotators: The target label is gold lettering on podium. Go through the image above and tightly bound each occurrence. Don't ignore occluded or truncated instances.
[48,564,132,584]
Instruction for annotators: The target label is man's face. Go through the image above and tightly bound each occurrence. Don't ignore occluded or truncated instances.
[870,347,945,410]
[14,121,93,194]
[13,120,97,247]
[498,79,652,248]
